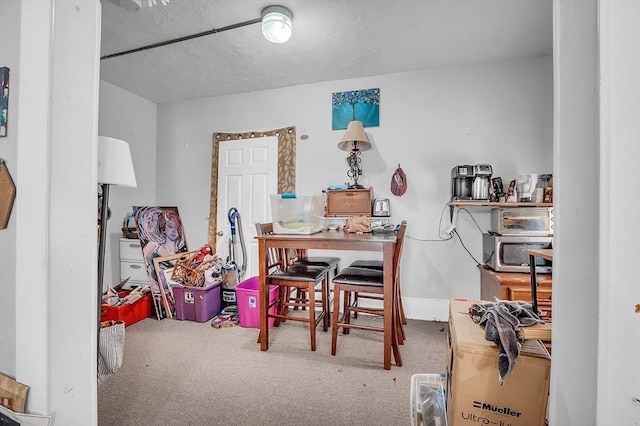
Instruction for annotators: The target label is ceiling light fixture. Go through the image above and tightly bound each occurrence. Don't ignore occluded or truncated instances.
[102,4,293,60]
[261,5,293,44]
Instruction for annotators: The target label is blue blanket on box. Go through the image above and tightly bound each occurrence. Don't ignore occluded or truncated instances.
[469,300,544,385]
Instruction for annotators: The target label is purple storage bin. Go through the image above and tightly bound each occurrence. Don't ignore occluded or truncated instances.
[173,281,221,322]
[235,276,278,328]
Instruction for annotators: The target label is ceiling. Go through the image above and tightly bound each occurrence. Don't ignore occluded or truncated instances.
[99,0,552,104]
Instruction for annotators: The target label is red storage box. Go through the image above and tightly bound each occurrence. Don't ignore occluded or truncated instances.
[101,290,152,327]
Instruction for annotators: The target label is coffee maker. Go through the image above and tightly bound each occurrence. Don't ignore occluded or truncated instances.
[472,164,493,200]
[451,165,475,200]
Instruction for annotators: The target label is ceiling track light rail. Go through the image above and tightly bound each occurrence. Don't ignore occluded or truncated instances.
[101,5,293,61]
[101,17,261,60]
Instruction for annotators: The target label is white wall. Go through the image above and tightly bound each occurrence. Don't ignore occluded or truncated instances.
[98,81,157,289]
[154,55,553,320]
[550,0,600,423]
[0,0,101,424]
[597,2,640,423]
[0,0,21,378]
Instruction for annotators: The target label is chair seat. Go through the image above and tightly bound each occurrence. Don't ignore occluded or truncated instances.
[332,267,383,286]
[348,260,383,270]
[301,256,341,267]
[271,265,327,281]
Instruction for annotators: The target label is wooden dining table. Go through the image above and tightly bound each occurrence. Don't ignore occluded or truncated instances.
[255,230,399,370]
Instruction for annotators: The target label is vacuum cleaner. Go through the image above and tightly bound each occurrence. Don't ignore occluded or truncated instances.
[221,207,247,313]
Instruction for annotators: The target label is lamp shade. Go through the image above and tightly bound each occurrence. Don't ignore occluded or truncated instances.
[98,136,137,187]
[262,5,293,43]
[337,120,371,152]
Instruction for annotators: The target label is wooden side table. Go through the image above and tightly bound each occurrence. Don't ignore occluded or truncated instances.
[478,265,553,319]
[525,249,554,315]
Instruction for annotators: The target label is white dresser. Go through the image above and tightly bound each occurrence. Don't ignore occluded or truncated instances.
[119,238,149,289]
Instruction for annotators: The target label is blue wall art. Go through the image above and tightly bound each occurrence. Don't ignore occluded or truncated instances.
[332,88,380,130]
[0,67,9,137]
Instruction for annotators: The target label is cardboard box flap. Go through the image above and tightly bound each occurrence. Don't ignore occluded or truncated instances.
[450,299,550,360]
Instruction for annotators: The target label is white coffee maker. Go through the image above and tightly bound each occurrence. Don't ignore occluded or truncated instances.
[517,173,538,202]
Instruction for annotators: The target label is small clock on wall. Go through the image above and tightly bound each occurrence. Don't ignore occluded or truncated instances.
[0,158,16,229]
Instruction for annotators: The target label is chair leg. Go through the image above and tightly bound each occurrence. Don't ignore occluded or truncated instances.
[331,283,341,355]
[396,280,407,325]
[307,282,317,351]
[321,276,329,332]
[342,289,352,335]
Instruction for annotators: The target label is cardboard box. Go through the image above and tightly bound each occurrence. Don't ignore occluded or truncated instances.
[0,374,28,413]
[447,299,550,426]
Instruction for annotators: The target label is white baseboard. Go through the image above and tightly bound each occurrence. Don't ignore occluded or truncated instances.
[402,297,449,322]
[355,297,450,322]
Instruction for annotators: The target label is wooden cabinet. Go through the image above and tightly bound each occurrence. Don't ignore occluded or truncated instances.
[478,265,552,319]
[119,238,149,289]
[325,188,372,217]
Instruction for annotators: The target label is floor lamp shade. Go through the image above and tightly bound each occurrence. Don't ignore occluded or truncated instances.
[98,136,137,187]
[97,136,137,364]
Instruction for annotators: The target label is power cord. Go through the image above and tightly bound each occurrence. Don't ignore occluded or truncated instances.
[405,202,455,242]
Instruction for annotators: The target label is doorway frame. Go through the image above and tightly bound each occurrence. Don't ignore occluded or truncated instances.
[208,126,296,244]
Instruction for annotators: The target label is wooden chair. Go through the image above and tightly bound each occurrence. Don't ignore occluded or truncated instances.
[281,248,339,324]
[330,221,407,367]
[345,226,408,341]
[255,223,330,351]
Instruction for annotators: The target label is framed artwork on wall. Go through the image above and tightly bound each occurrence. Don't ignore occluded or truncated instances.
[0,67,9,137]
[332,88,380,130]
[133,206,188,319]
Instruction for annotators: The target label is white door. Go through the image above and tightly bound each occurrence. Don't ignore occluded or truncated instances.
[216,136,278,279]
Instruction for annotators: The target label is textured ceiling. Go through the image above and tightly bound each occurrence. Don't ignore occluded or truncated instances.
[100,0,552,104]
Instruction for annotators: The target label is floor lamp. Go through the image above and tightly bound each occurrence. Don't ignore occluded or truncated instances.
[97,136,137,342]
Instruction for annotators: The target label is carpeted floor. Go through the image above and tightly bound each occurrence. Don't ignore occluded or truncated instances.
[98,314,448,426]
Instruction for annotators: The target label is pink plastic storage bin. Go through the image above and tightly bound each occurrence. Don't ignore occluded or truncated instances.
[173,281,221,322]
[235,276,278,328]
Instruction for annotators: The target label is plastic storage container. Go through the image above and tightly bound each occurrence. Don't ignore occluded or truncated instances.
[172,281,221,322]
[235,276,279,328]
[270,194,324,234]
[101,290,152,327]
[410,373,448,426]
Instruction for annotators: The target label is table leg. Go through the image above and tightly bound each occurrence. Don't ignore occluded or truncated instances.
[383,242,394,370]
[529,254,539,316]
[259,239,269,351]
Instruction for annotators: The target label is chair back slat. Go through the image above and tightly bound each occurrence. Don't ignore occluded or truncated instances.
[255,222,284,272]
[393,220,408,282]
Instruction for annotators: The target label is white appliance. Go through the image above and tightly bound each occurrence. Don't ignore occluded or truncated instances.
[517,173,538,202]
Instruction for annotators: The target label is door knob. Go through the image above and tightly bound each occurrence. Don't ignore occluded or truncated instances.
[216,230,224,237]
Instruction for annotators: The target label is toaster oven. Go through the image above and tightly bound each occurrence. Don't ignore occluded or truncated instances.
[482,233,553,273]
[490,207,553,235]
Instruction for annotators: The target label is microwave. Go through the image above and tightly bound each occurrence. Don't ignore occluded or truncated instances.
[482,233,553,273]
[490,207,553,236]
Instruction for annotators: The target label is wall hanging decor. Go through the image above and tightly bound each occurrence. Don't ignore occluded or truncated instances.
[332,88,380,130]
[134,206,188,319]
[0,67,9,137]
[0,158,16,229]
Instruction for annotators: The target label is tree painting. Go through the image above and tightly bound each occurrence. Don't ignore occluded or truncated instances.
[332,88,380,130]
[0,67,9,137]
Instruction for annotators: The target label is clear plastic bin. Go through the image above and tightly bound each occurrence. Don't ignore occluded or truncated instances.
[270,194,324,234]
[410,373,448,426]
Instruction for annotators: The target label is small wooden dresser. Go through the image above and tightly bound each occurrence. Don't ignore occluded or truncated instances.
[325,188,372,217]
